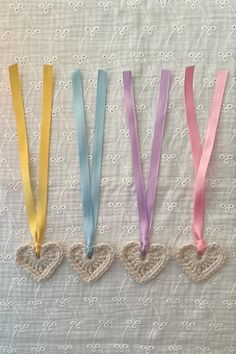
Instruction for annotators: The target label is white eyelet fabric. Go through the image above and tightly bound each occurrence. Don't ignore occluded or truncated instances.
[0,1,235,353]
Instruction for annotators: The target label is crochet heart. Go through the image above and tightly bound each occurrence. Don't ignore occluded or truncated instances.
[67,243,115,283]
[176,243,226,282]
[16,243,63,281]
[120,242,169,283]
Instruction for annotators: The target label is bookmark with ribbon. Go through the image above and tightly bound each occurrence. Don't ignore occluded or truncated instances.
[9,64,63,281]
[68,69,114,283]
[121,70,171,283]
[176,66,228,282]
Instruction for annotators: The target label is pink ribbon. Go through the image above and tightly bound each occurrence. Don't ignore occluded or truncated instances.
[184,66,228,254]
[123,70,171,256]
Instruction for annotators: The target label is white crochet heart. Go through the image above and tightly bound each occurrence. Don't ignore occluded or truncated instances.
[67,243,115,283]
[16,243,63,281]
[120,241,169,283]
[176,243,226,282]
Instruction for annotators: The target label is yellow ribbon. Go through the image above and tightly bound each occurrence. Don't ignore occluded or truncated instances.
[9,64,53,257]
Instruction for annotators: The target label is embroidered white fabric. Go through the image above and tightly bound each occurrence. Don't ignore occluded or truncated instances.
[0,0,235,353]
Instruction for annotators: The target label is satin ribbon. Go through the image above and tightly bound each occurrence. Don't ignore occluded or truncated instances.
[123,70,171,256]
[72,70,107,258]
[9,64,53,257]
[184,66,228,254]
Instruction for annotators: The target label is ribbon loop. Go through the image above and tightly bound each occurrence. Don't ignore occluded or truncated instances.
[9,64,54,256]
[123,70,171,255]
[184,66,228,253]
[72,70,107,257]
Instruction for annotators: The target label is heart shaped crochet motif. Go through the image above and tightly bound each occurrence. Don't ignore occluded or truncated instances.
[16,243,63,281]
[176,243,226,282]
[120,242,169,283]
[67,243,115,283]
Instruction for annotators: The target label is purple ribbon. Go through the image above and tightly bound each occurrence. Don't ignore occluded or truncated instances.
[123,70,171,256]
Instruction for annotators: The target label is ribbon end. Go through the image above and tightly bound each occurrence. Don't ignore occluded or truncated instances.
[34,242,41,258]
[140,242,148,258]
[86,244,94,259]
[196,239,207,256]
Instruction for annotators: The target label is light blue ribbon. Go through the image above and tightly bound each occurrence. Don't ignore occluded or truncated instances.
[72,70,107,258]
